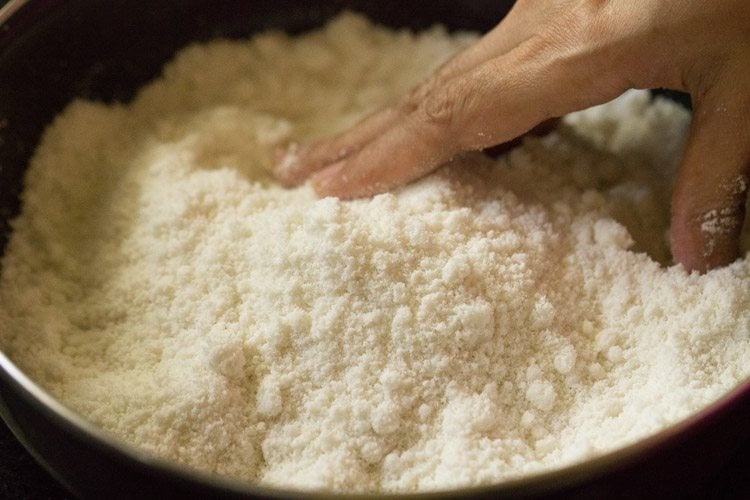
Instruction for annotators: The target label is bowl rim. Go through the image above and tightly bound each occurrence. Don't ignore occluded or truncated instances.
[2,350,749,498]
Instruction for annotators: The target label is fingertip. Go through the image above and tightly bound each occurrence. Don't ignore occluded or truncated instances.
[311,159,388,200]
[311,161,347,198]
[272,144,290,165]
[670,208,743,273]
[272,142,304,187]
[669,220,705,273]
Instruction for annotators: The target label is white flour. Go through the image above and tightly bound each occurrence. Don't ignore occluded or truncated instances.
[1,13,749,493]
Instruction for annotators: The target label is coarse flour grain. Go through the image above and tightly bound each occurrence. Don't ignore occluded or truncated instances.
[1,13,749,493]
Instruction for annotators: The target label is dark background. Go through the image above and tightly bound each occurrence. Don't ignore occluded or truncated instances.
[0,419,72,499]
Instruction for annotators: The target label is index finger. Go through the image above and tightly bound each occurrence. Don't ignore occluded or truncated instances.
[312,37,623,198]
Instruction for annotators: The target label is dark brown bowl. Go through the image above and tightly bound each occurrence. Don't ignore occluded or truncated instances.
[1,1,749,498]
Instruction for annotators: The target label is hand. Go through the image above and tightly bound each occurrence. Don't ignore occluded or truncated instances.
[274,0,750,273]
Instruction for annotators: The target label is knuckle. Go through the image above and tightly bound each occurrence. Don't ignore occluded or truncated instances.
[400,73,462,126]
[402,79,439,113]
[416,80,462,127]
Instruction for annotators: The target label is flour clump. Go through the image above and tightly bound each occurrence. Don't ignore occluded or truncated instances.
[1,13,749,493]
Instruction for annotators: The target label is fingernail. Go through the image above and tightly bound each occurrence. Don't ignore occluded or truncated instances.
[311,161,345,196]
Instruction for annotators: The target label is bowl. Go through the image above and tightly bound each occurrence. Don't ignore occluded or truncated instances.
[0,1,749,498]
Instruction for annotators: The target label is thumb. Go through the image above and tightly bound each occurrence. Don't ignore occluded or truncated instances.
[670,84,750,273]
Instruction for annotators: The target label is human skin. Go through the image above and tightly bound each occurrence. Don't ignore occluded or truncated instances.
[274,0,750,273]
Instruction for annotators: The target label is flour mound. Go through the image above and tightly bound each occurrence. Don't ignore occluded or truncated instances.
[1,13,749,493]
